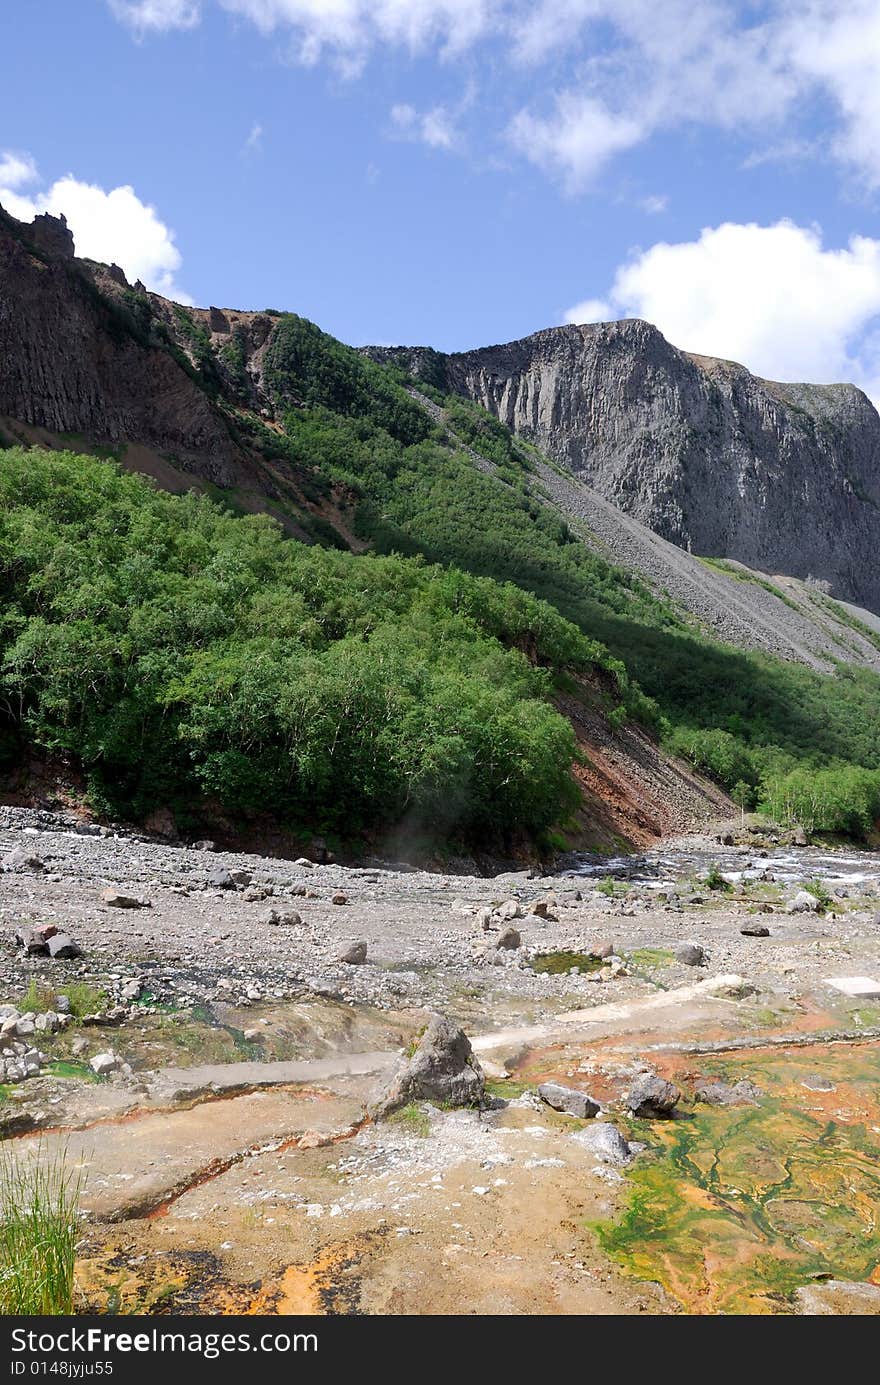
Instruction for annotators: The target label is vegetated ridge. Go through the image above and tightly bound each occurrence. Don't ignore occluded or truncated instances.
[1,204,879,855]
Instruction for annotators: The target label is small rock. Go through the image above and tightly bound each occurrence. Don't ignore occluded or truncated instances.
[101,888,148,909]
[498,900,523,921]
[331,892,349,906]
[788,890,820,914]
[54,995,72,1015]
[90,1051,120,1076]
[120,979,144,1002]
[34,1012,63,1034]
[626,1073,681,1118]
[495,927,521,950]
[207,868,236,890]
[338,940,367,965]
[590,940,614,959]
[230,869,252,888]
[263,908,302,927]
[537,1082,600,1119]
[191,839,215,852]
[675,943,705,967]
[294,858,314,869]
[694,1079,760,1107]
[740,921,770,937]
[531,899,558,921]
[570,1122,632,1166]
[47,932,83,959]
[242,885,269,902]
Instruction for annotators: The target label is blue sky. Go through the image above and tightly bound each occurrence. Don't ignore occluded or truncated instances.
[2,2,880,398]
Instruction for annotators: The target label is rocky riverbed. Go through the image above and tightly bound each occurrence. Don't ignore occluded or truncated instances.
[2,806,879,1315]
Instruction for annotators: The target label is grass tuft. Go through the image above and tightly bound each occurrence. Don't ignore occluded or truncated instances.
[0,1141,83,1314]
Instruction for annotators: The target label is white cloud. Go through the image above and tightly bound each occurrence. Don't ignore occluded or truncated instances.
[639,193,668,215]
[0,151,39,190]
[0,154,188,299]
[780,0,880,186]
[105,1,880,190]
[243,121,264,153]
[508,93,643,190]
[391,101,458,150]
[562,296,609,324]
[564,220,880,401]
[108,0,202,32]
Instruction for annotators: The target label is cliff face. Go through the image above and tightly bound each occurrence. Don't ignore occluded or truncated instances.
[369,321,880,613]
[0,205,245,485]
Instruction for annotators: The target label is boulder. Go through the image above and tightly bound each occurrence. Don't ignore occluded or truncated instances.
[537,1082,600,1119]
[675,942,705,967]
[694,1079,760,1107]
[626,1073,681,1118]
[369,1013,485,1119]
[34,1011,65,1034]
[15,922,58,954]
[570,1122,632,1166]
[531,899,558,921]
[47,932,82,959]
[590,940,615,959]
[230,869,252,887]
[788,890,820,913]
[207,868,236,889]
[498,900,523,921]
[338,940,368,965]
[90,1051,121,1076]
[2,847,45,872]
[495,926,521,950]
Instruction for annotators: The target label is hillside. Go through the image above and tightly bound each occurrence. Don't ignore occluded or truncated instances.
[2,203,880,850]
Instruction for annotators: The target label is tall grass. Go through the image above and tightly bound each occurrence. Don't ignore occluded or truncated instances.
[0,1142,83,1314]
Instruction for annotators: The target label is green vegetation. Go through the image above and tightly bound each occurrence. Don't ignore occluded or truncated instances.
[529,950,603,975]
[0,1142,82,1314]
[0,446,601,849]
[704,864,732,892]
[386,1103,432,1137]
[19,979,108,1020]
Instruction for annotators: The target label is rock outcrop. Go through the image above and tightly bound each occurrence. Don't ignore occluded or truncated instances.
[368,321,880,614]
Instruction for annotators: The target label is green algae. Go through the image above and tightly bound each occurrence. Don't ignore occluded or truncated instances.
[530,951,603,975]
[592,1045,880,1313]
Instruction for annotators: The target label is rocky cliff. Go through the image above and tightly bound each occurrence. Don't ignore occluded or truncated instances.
[368,321,880,614]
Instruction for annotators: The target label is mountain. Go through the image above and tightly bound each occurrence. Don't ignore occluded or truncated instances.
[367,321,880,615]
[2,203,880,853]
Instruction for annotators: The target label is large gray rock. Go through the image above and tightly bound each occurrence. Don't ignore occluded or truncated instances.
[626,1073,681,1118]
[538,1082,599,1119]
[370,1013,485,1119]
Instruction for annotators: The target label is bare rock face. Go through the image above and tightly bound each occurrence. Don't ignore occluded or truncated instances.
[369,1013,485,1119]
[0,204,244,485]
[369,321,880,614]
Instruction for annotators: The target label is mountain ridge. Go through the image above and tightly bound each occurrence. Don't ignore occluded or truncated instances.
[366,320,880,614]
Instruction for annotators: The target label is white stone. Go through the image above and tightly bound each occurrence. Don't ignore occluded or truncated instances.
[825,976,880,999]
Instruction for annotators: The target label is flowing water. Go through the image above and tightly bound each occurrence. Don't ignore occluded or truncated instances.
[572,843,880,891]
